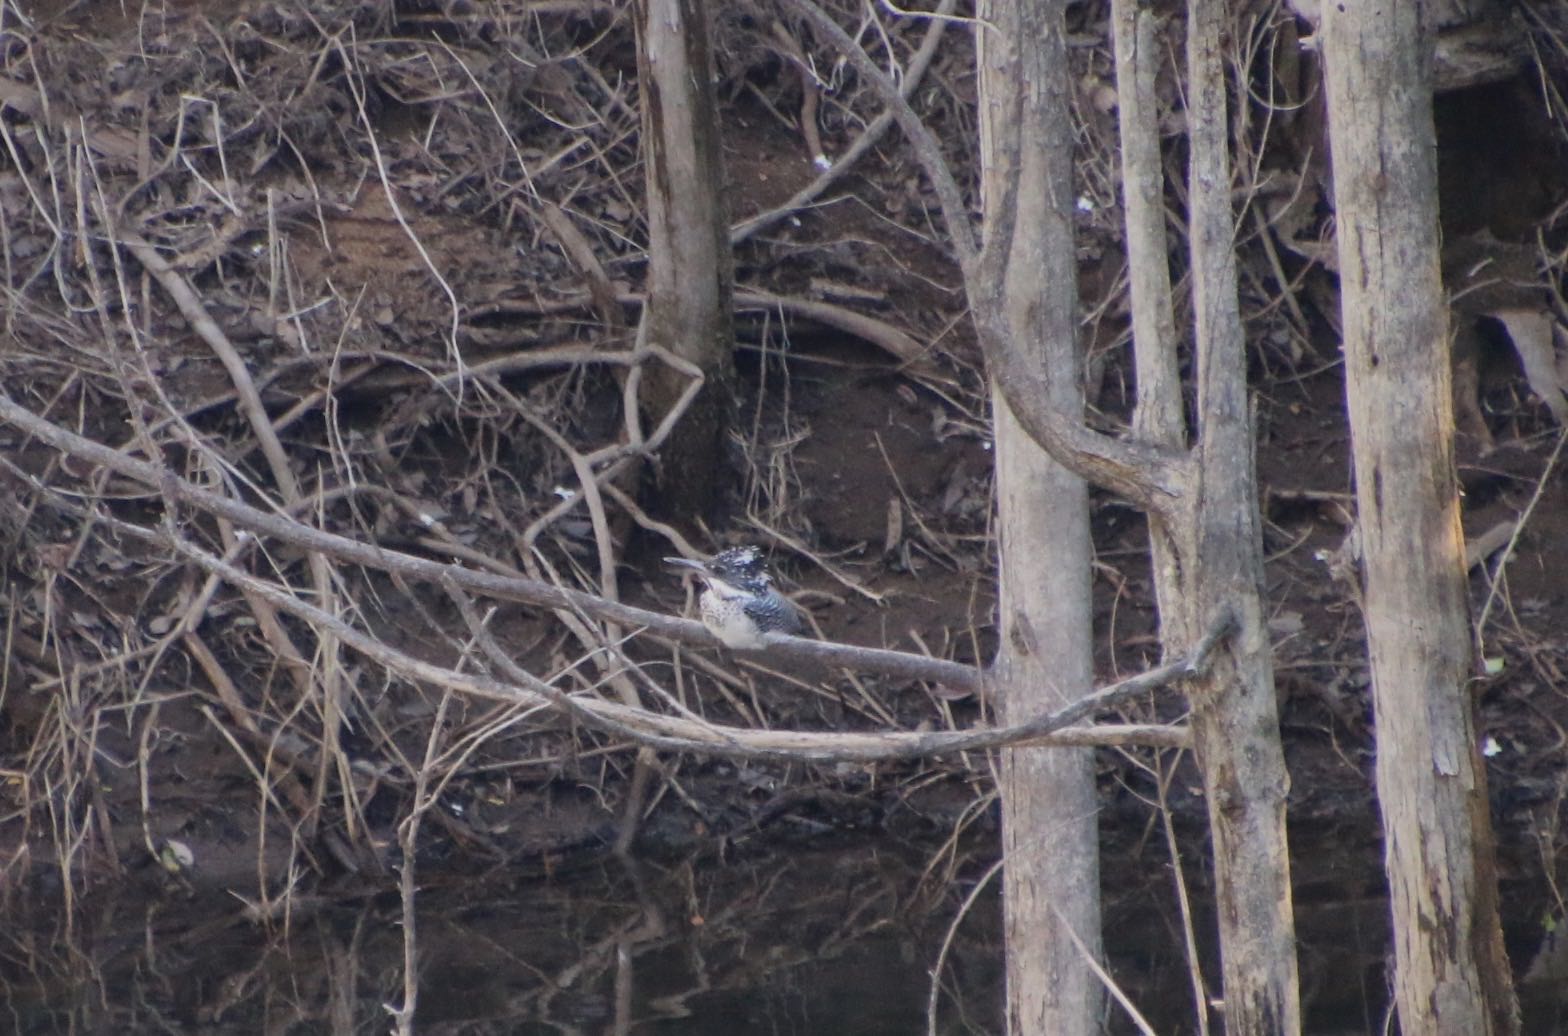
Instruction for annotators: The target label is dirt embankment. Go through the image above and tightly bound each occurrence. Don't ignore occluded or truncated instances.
[0,5,1565,996]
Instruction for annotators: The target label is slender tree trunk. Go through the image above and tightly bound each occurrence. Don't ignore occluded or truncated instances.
[1112,0,1185,643]
[1113,5,1212,1023]
[1322,4,1519,1032]
[978,3,1103,1032]
[776,1,1299,1028]
[634,0,734,517]
[1175,1,1303,1030]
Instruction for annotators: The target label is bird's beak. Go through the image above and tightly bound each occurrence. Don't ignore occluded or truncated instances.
[663,556,707,573]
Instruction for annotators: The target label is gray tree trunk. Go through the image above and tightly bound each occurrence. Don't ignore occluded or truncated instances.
[1114,0,1185,549]
[1112,4,1210,1024]
[776,1,1300,1029]
[978,3,1103,1033]
[634,0,734,517]
[1168,3,1303,1030]
[1322,3,1519,1033]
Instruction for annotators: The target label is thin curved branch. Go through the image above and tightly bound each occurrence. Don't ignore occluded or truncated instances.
[781,0,981,271]
[729,0,957,245]
[778,0,1192,517]
[0,390,978,693]
[167,519,1205,761]
[2,393,1231,760]
[735,289,935,373]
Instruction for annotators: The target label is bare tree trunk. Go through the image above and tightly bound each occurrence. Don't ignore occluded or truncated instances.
[777,2,1299,1027]
[1172,1,1303,1030]
[978,3,1103,1033]
[1112,5,1212,1024]
[634,0,734,517]
[1112,0,1185,643]
[1322,4,1519,1033]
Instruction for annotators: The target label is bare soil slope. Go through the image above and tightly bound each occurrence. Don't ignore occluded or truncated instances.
[2,2,1568,1027]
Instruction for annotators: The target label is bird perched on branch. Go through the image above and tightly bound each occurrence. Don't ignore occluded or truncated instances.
[664,546,802,649]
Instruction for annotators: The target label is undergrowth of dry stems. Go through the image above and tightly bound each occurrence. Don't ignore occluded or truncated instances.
[3,0,1564,953]
[0,0,1014,909]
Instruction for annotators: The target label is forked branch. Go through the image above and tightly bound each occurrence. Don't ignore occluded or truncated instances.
[777,0,1192,517]
[0,391,1221,759]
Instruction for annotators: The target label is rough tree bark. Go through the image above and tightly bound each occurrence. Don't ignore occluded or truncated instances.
[1150,2,1302,1030]
[1322,3,1519,1033]
[1113,0,1185,604]
[1111,3,1214,1023]
[780,2,1300,1028]
[977,2,1103,1033]
[634,0,734,517]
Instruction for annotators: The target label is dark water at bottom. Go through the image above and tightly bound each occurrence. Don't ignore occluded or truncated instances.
[5,830,1567,1034]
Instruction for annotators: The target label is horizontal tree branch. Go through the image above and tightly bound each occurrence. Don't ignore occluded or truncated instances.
[0,389,975,690]
[0,392,1218,758]
[162,511,1207,761]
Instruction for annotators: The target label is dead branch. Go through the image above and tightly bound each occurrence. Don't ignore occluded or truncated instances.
[0,389,978,692]
[730,0,958,245]
[169,517,1201,761]
[0,390,1216,757]
[735,289,934,371]
[778,0,1192,517]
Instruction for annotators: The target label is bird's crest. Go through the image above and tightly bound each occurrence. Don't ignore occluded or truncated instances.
[708,545,766,580]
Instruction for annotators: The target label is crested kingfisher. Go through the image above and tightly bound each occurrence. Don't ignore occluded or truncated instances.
[664,546,802,649]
